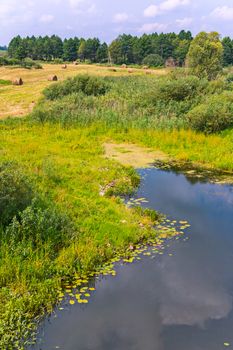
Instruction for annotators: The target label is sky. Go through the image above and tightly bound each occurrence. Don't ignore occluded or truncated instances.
[1,0,233,45]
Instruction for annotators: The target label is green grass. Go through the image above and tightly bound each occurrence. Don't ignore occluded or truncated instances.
[0,121,158,349]
[0,79,11,85]
[109,127,233,171]
[1,72,233,349]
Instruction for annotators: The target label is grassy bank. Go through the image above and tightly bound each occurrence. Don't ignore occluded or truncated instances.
[1,71,233,348]
[0,121,161,349]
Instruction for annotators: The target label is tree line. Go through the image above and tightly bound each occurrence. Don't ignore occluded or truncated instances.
[5,31,233,67]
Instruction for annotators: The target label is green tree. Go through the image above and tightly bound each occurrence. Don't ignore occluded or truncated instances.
[132,35,152,64]
[96,43,109,63]
[63,38,78,61]
[78,40,87,61]
[187,31,223,80]
[173,39,191,66]
[222,37,233,66]
[178,30,193,41]
[84,38,100,62]
[8,35,27,60]
[50,35,63,59]
[142,54,164,67]
[109,39,123,64]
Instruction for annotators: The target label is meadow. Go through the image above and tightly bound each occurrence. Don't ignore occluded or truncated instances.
[0,64,233,348]
[0,63,166,119]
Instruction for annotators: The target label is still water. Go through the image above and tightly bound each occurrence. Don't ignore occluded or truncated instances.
[31,168,233,350]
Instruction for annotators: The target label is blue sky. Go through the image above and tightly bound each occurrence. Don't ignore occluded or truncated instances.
[1,0,233,44]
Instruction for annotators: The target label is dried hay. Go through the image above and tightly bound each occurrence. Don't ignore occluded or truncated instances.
[48,75,58,81]
[12,78,23,86]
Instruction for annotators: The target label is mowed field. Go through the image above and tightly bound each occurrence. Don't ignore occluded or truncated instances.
[0,64,167,119]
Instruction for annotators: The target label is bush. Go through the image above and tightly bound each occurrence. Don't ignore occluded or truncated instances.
[0,56,42,69]
[142,54,164,67]
[43,75,109,100]
[206,79,231,94]
[0,163,33,226]
[5,204,73,250]
[20,58,42,69]
[187,92,233,133]
[225,73,233,83]
[31,93,97,126]
[151,76,207,102]
[52,58,63,64]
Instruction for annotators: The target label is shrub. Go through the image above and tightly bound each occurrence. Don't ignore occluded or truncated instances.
[0,56,42,69]
[187,92,233,133]
[52,58,63,64]
[0,163,33,226]
[31,93,96,126]
[21,58,42,69]
[151,76,207,102]
[43,75,109,100]
[142,54,164,67]
[225,73,233,83]
[206,79,230,94]
[5,204,74,250]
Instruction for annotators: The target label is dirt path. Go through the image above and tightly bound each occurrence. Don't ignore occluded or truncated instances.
[104,142,169,168]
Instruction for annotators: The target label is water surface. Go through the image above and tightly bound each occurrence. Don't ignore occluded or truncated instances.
[31,168,233,350]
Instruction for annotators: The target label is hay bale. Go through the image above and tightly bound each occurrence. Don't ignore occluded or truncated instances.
[48,75,58,81]
[145,70,152,75]
[128,69,133,74]
[12,78,23,86]
[62,64,67,69]
[121,64,127,69]
[142,65,149,70]
[73,61,79,65]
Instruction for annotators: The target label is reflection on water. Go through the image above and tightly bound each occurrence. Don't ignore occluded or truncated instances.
[31,168,233,350]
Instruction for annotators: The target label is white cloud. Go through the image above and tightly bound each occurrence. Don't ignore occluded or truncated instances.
[144,5,160,18]
[113,12,129,23]
[144,0,190,18]
[0,0,34,25]
[160,0,190,11]
[176,17,193,27]
[210,6,233,21]
[39,14,54,23]
[69,0,84,8]
[69,0,96,15]
[139,22,167,33]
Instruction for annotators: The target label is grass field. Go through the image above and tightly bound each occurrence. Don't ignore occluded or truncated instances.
[0,66,233,348]
[0,63,167,119]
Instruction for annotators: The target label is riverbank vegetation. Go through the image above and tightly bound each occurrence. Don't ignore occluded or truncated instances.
[1,30,233,349]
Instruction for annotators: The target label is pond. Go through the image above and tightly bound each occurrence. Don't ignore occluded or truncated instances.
[30,168,233,350]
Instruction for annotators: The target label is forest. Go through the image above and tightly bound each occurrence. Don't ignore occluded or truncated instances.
[4,30,233,67]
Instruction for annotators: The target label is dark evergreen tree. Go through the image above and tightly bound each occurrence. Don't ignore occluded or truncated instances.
[63,38,78,61]
[222,37,233,66]
[96,43,108,63]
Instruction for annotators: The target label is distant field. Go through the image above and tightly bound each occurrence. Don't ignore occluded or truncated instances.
[0,64,167,119]
[0,50,7,57]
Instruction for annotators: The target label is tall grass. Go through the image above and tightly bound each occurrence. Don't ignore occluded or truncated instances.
[31,74,233,133]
